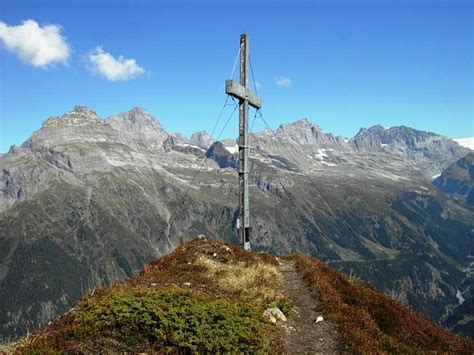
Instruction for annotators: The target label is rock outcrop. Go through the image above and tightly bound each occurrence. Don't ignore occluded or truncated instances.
[42,106,102,128]
[205,141,238,169]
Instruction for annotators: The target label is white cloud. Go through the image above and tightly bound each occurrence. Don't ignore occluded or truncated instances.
[454,137,474,150]
[88,47,146,81]
[0,19,70,68]
[274,75,292,87]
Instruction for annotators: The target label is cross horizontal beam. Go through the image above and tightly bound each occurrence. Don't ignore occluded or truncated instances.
[225,79,261,109]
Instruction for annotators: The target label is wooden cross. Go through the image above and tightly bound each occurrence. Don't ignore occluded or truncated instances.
[225,34,261,250]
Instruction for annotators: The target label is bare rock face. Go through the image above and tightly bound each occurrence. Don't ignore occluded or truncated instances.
[21,139,73,172]
[1,168,20,199]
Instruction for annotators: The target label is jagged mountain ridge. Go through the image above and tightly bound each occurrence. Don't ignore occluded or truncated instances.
[252,119,470,181]
[0,105,472,340]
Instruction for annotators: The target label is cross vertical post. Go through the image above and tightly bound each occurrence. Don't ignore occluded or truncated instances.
[239,34,250,251]
[225,34,261,250]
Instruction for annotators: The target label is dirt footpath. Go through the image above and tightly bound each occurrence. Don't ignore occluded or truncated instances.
[278,260,340,354]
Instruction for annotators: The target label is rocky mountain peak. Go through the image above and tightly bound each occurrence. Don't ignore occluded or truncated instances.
[275,118,334,147]
[294,117,312,125]
[104,108,168,150]
[72,105,96,115]
[205,141,238,168]
[190,131,214,149]
[129,106,147,114]
[367,124,386,133]
[279,118,317,130]
[355,125,440,146]
[42,106,101,128]
[106,107,162,129]
[163,133,203,155]
[354,124,389,138]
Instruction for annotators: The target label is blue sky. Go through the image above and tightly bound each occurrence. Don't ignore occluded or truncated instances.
[1,0,473,152]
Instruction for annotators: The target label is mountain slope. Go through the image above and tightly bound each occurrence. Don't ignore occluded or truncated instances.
[0,106,473,340]
[433,152,474,207]
[293,251,474,352]
[442,259,474,337]
[5,238,473,353]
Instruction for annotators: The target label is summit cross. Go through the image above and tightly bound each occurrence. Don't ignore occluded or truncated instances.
[225,34,261,251]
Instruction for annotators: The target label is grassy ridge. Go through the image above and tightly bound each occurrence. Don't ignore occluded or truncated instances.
[9,239,288,353]
[5,238,473,353]
[294,254,474,353]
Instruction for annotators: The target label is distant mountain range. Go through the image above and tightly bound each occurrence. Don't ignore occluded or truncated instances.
[0,106,472,339]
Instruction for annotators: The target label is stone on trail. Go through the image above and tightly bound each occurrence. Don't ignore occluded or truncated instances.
[263,307,287,323]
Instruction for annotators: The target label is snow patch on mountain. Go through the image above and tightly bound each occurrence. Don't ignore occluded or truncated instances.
[315,148,329,159]
[224,145,238,154]
[321,161,337,167]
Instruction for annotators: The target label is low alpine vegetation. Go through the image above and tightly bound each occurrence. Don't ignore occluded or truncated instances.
[9,238,288,353]
[6,238,473,353]
[293,254,474,353]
